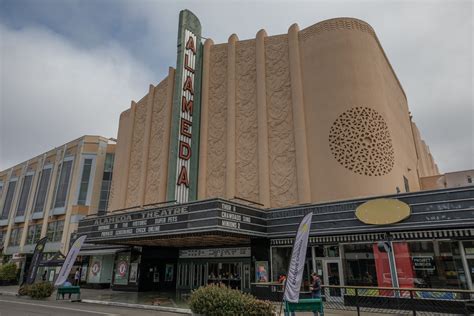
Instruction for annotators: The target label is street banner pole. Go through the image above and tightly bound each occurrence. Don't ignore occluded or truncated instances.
[25,237,48,284]
[54,235,87,286]
[280,212,313,313]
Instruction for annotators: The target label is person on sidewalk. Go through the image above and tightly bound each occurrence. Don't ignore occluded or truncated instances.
[309,272,323,316]
[74,268,80,286]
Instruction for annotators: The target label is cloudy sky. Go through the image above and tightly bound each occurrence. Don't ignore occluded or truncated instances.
[0,0,472,173]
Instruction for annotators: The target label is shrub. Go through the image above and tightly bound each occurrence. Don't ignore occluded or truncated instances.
[0,263,17,281]
[27,282,55,299]
[189,284,275,315]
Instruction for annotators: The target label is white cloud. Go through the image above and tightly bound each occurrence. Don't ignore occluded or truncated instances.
[0,24,155,170]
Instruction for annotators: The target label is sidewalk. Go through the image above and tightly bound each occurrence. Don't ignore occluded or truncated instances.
[0,285,407,315]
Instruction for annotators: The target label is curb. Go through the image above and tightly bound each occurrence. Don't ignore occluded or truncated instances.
[81,299,192,315]
[0,291,18,296]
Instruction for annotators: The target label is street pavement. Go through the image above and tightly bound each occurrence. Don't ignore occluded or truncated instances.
[0,295,184,316]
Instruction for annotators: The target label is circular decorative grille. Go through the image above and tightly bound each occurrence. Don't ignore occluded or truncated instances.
[329,107,394,176]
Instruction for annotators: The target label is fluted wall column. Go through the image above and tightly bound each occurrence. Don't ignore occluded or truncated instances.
[158,68,175,202]
[139,84,155,206]
[198,39,214,199]
[288,24,311,204]
[120,101,136,207]
[256,29,271,208]
[226,34,238,199]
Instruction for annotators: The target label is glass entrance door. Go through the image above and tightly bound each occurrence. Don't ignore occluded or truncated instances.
[314,259,343,299]
[325,261,342,298]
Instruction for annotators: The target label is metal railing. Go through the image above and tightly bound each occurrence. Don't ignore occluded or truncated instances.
[251,283,474,315]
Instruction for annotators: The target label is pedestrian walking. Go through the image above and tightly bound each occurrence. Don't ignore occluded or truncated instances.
[74,268,80,286]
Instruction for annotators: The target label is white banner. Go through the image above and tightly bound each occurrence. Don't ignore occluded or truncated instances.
[283,212,313,303]
[55,235,87,286]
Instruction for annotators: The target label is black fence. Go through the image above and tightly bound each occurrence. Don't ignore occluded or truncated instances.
[251,283,474,315]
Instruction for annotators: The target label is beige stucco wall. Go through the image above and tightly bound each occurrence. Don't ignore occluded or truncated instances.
[108,17,440,212]
[411,122,439,177]
[108,70,174,212]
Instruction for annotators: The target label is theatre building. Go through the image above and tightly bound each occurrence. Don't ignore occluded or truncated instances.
[77,10,474,293]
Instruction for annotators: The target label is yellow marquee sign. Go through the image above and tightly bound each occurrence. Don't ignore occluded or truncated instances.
[355,198,411,225]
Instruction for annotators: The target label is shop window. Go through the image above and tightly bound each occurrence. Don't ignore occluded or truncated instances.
[342,243,378,287]
[208,262,242,289]
[26,224,42,244]
[271,246,312,288]
[8,227,22,246]
[393,241,465,289]
[47,220,64,242]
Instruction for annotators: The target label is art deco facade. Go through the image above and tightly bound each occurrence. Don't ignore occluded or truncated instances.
[108,17,438,214]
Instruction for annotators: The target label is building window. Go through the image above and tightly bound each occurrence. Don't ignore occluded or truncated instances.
[393,241,465,289]
[342,243,380,287]
[1,181,17,220]
[98,153,114,215]
[16,175,33,217]
[468,176,472,184]
[271,246,312,285]
[53,160,73,209]
[77,158,93,205]
[47,220,64,242]
[403,176,410,193]
[8,227,22,246]
[26,224,42,245]
[33,168,52,213]
[0,183,3,201]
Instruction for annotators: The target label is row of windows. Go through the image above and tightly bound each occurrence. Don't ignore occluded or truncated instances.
[0,158,73,221]
[1,153,115,222]
[6,220,65,247]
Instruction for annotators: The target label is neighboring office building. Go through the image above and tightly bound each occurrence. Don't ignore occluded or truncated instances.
[420,169,474,190]
[0,135,115,282]
[74,11,473,295]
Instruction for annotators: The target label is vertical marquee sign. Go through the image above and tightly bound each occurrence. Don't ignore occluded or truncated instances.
[168,10,203,203]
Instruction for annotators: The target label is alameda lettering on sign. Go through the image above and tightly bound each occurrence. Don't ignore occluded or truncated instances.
[168,10,203,204]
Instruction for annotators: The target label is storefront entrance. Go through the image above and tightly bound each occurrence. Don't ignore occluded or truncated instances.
[314,259,343,299]
[176,247,252,292]
[177,260,251,292]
